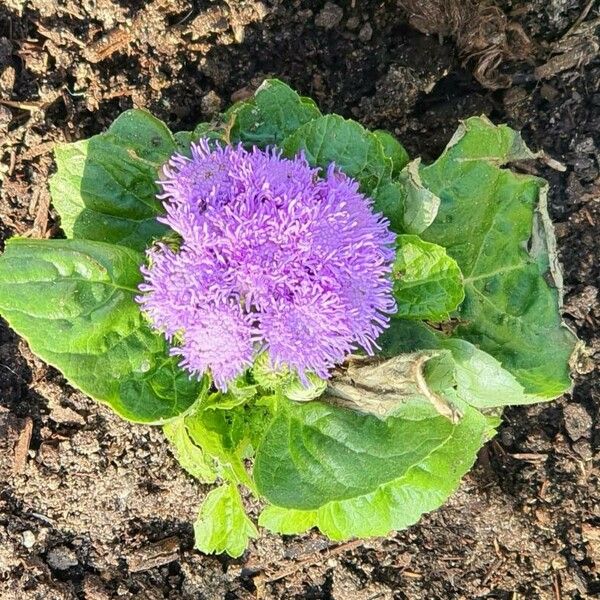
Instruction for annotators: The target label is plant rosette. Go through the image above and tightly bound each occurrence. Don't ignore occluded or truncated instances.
[0,80,578,557]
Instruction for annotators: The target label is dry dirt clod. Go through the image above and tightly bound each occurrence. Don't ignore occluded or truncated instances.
[315,2,344,30]
[358,22,373,42]
[563,403,593,442]
[126,537,181,573]
[201,90,222,116]
[582,523,600,564]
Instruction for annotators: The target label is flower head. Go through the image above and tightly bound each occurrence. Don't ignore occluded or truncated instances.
[137,140,396,390]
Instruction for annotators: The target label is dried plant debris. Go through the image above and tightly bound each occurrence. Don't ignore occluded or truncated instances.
[535,18,600,80]
[399,0,532,89]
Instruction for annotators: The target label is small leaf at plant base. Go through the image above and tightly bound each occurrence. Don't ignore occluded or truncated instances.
[283,114,393,194]
[50,109,175,251]
[284,372,327,403]
[164,415,217,483]
[194,483,258,558]
[228,79,321,146]
[0,238,201,423]
[392,235,465,322]
[185,406,257,489]
[254,398,455,510]
[260,404,490,540]
[419,116,577,397]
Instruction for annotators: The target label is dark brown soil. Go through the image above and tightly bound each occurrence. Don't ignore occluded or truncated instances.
[1,1,599,599]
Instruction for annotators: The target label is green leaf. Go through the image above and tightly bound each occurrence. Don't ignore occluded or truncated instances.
[185,405,258,489]
[281,115,417,235]
[397,159,441,234]
[259,404,490,540]
[194,483,258,558]
[373,130,410,176]
[258,505,318,536]
[228,79,321,146]
[163,414,217,483]
[283,114,393,194]
[442,339,532,408]
[370,181,406,233]
[377,319,442,358]
[378,320,550,408]
[0,238,201,423]
[49,109,175,251]
[254,398,455,510]
[419,116,576,397]
[174,124,226,156]
[392,235,464,321]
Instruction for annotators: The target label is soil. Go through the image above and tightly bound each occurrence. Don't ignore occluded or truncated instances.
[0,1,599,599]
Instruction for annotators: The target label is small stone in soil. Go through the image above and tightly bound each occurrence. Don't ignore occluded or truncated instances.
[22,530,35,549]
[315,2,344,29]
[201,91,222,116]
[47,546,78,570]
[358,23,373,42]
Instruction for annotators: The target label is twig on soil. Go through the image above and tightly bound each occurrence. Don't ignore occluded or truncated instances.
[127,537,180,573]
[21,141,55,161]
[561,0,598,40]
[84,24,136,63]
[252,539,364,596]
[509,453,547,462]
[539,479,549,500]
[583,209,595,226]
[401,570,423,579]
[8,149,17,176]
[24,187,50,238]
[12,416,33,475]
[535,18,600,80]
[552,571,562,600]
[482,558,505,586]
[493,537,503,559]
[0,98,48,112]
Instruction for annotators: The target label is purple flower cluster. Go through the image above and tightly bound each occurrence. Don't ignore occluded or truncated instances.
[137,140,396,390]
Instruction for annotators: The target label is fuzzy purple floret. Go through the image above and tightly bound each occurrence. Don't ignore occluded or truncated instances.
[137,140,396,390]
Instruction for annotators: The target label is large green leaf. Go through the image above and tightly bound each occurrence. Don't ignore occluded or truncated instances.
[259,404,490,540]
[392,234,464,321]
[419,116,576,397]
[378,320,546,408]
[228,79,321,146]
[0,238,201,423]
[194,483,258,558]
[396,159,441,234]
[373,130,410,176]
[281,114,419,235]
[49,109,174,251]
[283,114,393,195]
[254,398,455,510]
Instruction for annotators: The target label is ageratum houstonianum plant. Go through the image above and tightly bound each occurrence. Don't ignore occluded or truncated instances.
[139,142,396,390]
[0,80,578,557]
